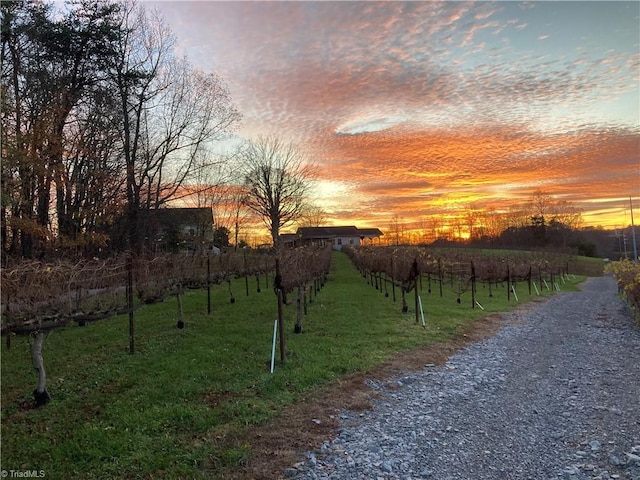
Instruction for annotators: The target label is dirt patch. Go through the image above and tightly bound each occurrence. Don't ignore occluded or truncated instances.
[222,307,534,480]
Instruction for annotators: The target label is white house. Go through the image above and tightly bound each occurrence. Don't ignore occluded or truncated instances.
[292,226,383,250]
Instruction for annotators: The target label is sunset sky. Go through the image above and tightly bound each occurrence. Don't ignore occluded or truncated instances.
[151,0,639,232]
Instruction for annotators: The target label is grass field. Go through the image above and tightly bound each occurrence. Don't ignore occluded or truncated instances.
[1,251,583,479]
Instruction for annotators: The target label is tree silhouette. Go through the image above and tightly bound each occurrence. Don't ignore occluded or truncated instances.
[238,135,314,249]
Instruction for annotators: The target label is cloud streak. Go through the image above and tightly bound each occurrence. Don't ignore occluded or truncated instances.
[153,0,639,229]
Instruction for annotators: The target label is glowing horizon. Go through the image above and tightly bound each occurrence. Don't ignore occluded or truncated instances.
[153,1,639,233]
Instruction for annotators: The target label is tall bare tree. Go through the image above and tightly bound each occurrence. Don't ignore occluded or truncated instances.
[110,3,240,250]
[1,1,239,256]
[1,0,123,257]
[238,135,314,248]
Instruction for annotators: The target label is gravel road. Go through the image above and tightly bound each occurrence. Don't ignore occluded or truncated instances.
[286,276,640,480]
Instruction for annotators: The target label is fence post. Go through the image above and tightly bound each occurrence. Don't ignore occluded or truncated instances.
[244,253,249,297]
[391,257,396,302]
[127,255,134,355]
[414,278,419,323]
[471,261,476,309]
[176,287,184,329]
[295,284,303,333]
[274,258,286,362]
[207,255,211,315]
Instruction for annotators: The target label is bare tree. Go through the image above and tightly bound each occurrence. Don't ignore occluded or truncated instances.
[530,189,554,221]
[1,1,240,256]
[463,205,480,241]
[228,187,251,249]
[179,155,254,250]
[238,135,314,248]
[388,214,406,246]
[505,205,530,229]
[426,216,444,243]
[554,200,583,230]
[110,3,240,249]
[297,204,328,228]
[478,210,507,240]
[1,1,123,257]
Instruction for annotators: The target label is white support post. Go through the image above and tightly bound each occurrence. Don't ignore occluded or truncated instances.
[270,319,278,374]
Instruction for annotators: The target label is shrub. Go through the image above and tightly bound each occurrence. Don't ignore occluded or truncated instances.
[605,259,640,322]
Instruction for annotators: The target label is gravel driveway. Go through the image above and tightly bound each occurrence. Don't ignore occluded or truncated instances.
[287,276,640,480]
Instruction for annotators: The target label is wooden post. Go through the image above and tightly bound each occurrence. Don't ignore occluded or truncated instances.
[228,279,235,303]
[471,261,476,309]
[32,330,50,406]
[304,284,309,313]
[275,259,286,362]
[127,255,134,355]
[391,257,396,302]
[5,299,10,349]
[277,289,286,362]
[538,267,543,290]
[176,287,184,329]
[207,256,211,315]
[414,278,419,323]
[295,284,303,333]
[401,288,408,313]
[244,253,249,296]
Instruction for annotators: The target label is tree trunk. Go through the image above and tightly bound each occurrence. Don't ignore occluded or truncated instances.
[176,287,184,329]
[32,331,50,406]
[294,284,303,333]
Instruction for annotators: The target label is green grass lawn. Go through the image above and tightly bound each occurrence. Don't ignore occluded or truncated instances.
[1,252,583,479]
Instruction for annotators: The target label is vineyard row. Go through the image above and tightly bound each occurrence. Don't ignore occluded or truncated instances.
[1,245,333,336]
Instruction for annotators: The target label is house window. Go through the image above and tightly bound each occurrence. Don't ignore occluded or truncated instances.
[349,238,354,245]
[337,238,342,245]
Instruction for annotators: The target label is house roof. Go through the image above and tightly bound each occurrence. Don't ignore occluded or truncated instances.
[357,228,385,238]
[296,226,383,239]
[280,233,299,244]
[141,208,214,240]
[147,207,213,226]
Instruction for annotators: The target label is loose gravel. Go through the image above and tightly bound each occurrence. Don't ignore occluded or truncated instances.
[286,276,640,480]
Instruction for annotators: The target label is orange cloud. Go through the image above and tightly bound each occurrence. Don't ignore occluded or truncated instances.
[154,1,639,231]
[311,123,639,228]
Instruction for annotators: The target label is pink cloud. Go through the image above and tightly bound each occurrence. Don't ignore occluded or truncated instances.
[152,1,639,228]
